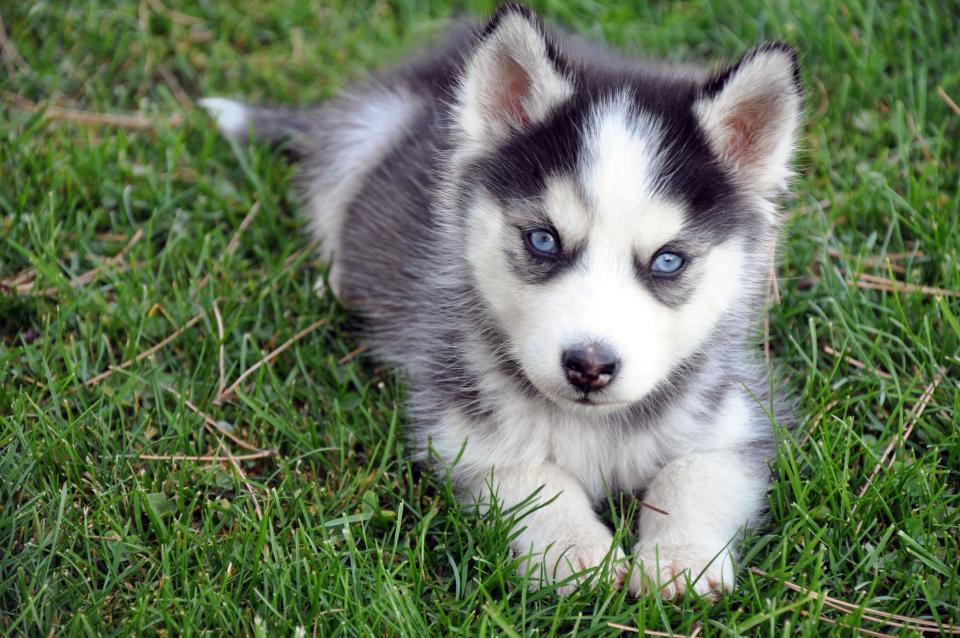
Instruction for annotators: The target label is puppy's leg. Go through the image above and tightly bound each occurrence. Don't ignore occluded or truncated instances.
[629,452,767,599]
[475,462,627,596]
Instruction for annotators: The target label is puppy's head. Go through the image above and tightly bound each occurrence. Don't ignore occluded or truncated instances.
[451,5,801,410]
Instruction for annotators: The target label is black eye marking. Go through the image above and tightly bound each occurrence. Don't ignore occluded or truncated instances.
[504,222,582,284]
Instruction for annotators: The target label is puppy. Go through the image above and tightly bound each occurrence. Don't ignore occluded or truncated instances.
[201,3,800,598]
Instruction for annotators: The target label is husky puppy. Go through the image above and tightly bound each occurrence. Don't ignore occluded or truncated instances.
[201,3,800,598]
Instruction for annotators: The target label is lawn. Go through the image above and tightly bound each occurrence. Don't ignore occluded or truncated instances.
[1,0,958,635]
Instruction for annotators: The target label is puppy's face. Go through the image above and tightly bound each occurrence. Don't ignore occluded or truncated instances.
[454,7,801,411]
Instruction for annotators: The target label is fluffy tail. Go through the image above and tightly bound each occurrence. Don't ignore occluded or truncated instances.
[198,97,314,154]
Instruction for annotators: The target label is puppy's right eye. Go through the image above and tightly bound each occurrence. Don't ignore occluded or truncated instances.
[525,228,560,257]
[650,251,685,275]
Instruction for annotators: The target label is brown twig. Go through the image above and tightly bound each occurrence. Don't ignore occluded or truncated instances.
[61,231,131,243]
[798,611,893,638]
[337,345,367,365]
[938,86,960,119]
[280,239,323,271]
[16,375,48,391]
[180,29,214,46]
[138,450,273,462]
[213,300,226,397]
[147,0,204,24]
[158,383,265,453]
[223,443,264,521]
[96,231,132,243]
[159,382,221,432]
[821,345,893,379]
[1,266,36,288]
[6,92,183,130]
[215,318,328,404]
[855,372,942,500]
[68,228,143,284]
[329,470,380,512]
[607,623,690,637]
[769,249,781,306]
[12,228,143,297]
[814,77,830,117]
[318,608,344,616]
[827,248,907,274]
[0,11,29,77]
[855,273,907,286]
[194,201,261,292]
[802,608,953,635]
[83,313,203,388]
[753,568,958,634]
[147,383,266,520]
[224,201,262,256]
[906,113,934,162]
[798,399,839,448]
[875,250,924,261]
[636,500,670,516]
[158,66,194,113]
[848,273,960,299]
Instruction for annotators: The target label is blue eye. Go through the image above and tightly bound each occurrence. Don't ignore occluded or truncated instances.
[650,251,684,274]
[526,229,560,256]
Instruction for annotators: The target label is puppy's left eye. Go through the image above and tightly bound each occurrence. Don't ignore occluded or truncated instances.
[650,251,685,275]
[525,229,560,256]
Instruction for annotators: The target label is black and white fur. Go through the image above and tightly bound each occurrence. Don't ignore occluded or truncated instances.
[201,5,801,598]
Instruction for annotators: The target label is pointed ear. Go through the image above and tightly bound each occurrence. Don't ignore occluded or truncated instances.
[456,4,572,144]
[695,43,802,197]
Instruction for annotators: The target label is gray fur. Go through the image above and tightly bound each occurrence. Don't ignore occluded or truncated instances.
[202,5,800,597]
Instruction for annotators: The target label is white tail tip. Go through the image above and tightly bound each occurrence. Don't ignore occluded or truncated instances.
[198,97,249,140]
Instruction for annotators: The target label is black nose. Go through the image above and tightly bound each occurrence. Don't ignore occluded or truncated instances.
[561,343,620,393]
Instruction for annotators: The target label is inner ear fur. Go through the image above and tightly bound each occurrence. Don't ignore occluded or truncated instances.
[695,43,803,197]
[455,4,572,143]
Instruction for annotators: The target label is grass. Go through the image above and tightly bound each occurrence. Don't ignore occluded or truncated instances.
[1,0,958,635]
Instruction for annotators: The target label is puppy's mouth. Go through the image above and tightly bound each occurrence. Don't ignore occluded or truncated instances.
[557,390,629,410]
[574,397,623,408]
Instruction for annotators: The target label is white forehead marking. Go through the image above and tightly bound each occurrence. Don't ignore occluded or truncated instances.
[580,93,686,255]
[543,176,590,242]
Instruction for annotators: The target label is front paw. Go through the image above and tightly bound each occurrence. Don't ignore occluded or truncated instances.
[514,527,628,597]
[629,542,734,600]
